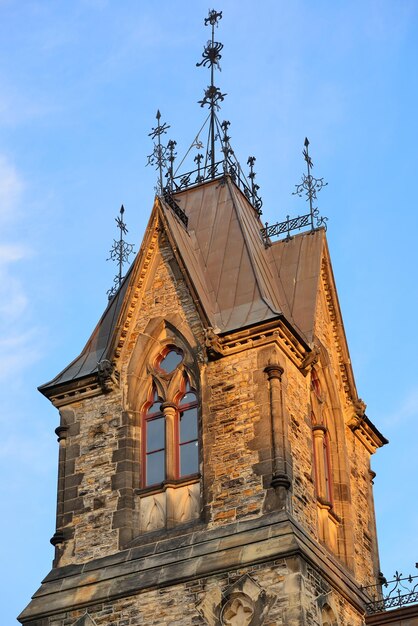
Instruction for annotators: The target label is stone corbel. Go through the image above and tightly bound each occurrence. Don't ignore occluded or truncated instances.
[204,326,223,359]
[300,344,321,375]
[347,397,367,430]
[97,359,119,392]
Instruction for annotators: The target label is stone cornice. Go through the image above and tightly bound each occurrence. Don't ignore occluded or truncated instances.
[207,317,310,370]
[43,375,105,408]
[18,511,370,623]
[348,414,388,453]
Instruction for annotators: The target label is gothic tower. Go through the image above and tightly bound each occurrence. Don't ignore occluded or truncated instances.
[19,10,387,626]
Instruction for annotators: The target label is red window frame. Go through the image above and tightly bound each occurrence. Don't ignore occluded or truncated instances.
[142,386,166,487]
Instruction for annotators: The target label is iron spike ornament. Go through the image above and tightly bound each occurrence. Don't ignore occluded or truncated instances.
[166,139,177,191]
[147,110,171,193]
[293,137,328,231]
[107,205,135,300]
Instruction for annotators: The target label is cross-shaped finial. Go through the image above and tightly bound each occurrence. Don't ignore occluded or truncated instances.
[293,137,328,231]
[106,205,135,300]
[147,110,171,193]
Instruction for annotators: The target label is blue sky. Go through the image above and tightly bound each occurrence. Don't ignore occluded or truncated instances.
[1,1,418,622]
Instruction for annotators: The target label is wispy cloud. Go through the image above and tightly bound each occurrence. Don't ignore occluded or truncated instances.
[0,155,24,222]
[381,386,418,428]
[0,156,42,379]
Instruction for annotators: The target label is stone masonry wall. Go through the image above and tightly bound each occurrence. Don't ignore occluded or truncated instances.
[284,360,318,539]
[203,349,266,527]
[57,393,123,566]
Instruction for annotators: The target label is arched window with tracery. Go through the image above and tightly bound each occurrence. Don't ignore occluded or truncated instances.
[140,346,200,489]
[128,325,201,534]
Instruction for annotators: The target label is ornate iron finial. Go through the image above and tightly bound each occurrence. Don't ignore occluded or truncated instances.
[197,8,226,177]
[194,153,204,181]
[147,110,171,193]
[107,205,135,300]
[293,137,328,230]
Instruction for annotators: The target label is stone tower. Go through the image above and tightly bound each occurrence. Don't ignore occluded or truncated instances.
[19,10,387,626]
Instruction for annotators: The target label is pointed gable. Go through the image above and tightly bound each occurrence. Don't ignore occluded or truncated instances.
[39,176,331,397]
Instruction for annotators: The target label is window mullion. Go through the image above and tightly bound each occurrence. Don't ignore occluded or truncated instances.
[161,402,178,480]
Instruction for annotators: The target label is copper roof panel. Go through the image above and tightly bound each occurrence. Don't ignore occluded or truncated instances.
[268,229,324,341]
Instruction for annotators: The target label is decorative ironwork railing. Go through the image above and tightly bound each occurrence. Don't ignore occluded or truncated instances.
[362,568,418,614]
[166,155,263,215]
[260,211,327,244]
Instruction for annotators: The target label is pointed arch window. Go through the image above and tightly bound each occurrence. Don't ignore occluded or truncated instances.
[141,366,199,489]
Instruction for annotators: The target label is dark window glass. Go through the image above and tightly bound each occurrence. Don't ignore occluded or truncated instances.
[158,348,183,373]
[146,416,165,452]
[146,450,165,485]
[179,441,199,476]
[180,407,198,443]
[144,387,165,487]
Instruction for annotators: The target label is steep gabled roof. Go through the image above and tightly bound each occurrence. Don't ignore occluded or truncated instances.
[40,176,327,395]
[162,177,284,332]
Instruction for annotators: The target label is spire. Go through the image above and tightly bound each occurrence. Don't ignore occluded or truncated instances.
[196,9,225,176]
[145,10,263,216]
[106,205,135,300]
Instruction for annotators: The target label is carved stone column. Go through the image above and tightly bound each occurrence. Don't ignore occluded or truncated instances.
[160,402,178,481]
[264,365,291,492]
[50,424,69,564]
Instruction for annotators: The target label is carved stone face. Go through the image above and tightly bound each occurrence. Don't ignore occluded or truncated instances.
[221,594,254,626]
